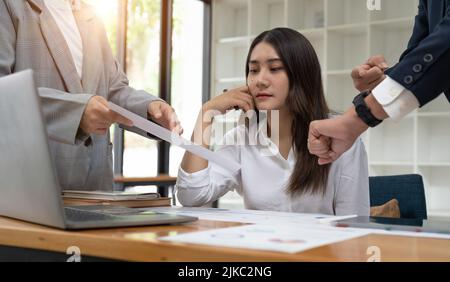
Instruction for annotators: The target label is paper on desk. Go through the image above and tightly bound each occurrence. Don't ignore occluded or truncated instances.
[108,102,241,173]
[148,207,450,241]
[145,206,357,226]
[317,214,358,224]
[159,223,371,254]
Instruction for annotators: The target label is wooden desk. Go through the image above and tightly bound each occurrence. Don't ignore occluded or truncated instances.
[1,215,450,262]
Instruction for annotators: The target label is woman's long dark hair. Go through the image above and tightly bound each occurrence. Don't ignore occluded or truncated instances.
[245,28,331,196]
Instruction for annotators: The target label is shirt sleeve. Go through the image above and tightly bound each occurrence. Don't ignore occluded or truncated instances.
[175,128,243,207]
[372,76,420,122]
[334,138,370,216]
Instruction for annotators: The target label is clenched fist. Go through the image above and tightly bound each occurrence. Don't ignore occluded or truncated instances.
[351,55,388,92]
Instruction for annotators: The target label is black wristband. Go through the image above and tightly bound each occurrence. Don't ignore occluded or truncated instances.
[352,91,383,128]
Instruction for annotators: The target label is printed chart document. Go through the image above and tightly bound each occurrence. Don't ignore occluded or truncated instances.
[159,223,371,254]
[108,102,241,173]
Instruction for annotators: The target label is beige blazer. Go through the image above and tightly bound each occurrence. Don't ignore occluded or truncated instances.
[0,0,160,190]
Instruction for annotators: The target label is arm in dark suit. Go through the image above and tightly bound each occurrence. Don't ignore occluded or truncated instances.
[385,0,450,106]
[397,0,430,61]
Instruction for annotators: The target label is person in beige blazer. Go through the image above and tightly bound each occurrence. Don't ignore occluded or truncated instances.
[0,0,183,191]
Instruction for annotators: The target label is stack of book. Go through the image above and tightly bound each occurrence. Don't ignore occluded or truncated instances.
[62,190,171,208]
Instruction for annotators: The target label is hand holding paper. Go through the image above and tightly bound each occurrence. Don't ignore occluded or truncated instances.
[80,96,134,135]
[108,102,241,173]
[147,101,183,135]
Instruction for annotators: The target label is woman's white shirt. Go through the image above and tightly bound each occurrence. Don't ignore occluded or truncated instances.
[176,125,369,216]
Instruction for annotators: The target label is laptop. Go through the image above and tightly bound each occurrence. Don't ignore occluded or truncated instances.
[0,70,197,229]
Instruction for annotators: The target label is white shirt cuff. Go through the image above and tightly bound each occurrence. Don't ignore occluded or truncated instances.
[372,76,420,122]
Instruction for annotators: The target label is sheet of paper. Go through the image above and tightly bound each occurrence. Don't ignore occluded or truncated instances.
[147,207,450,241]
[108,102,241,173]
[317,215,358,224]
[144,206,354,225]
[159,223,371,254]
[354,227,450,240]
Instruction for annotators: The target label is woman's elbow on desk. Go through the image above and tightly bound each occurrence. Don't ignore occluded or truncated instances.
[176,185,211,207]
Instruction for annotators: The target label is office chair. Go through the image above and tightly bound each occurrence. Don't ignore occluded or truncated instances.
[369,174,427,219]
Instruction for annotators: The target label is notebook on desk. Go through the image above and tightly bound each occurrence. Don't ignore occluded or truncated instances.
[63,196,172,208]
[62,190,172,208]
[62,190,161,201]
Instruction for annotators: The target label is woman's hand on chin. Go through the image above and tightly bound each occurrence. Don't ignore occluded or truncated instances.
[203,86,254,115]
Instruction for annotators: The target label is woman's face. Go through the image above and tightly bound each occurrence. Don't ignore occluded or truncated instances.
[247,42,290,112]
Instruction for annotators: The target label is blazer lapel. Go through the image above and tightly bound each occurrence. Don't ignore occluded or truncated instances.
[27,0,83,94]
[74,4,102,94]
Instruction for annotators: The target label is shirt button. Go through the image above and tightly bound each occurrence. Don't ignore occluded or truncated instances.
[404,75,414,84]
[413,64,423,73]
[424,53,433,63]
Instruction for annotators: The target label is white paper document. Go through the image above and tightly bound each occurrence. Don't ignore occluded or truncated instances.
[145,206,356,225]
[148,207,450,241]
[108,102,241,173]
[358,228,450,240]
[159,223,371,254]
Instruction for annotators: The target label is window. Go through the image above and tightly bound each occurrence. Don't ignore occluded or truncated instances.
[169,0,205,176]
[84,0,119,54]
[123,0,162,177]
[86,0,209,186]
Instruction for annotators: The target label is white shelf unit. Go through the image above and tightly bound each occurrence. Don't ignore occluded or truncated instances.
[211,0,450,218]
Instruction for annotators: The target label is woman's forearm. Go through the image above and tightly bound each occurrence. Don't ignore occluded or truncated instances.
[180,107,214,173]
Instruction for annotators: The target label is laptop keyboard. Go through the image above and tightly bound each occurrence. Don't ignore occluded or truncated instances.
[64,207,118,222]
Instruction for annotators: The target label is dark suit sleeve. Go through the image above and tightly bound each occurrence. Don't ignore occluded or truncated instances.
[397,0,430,61]
[385,1,450,106]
